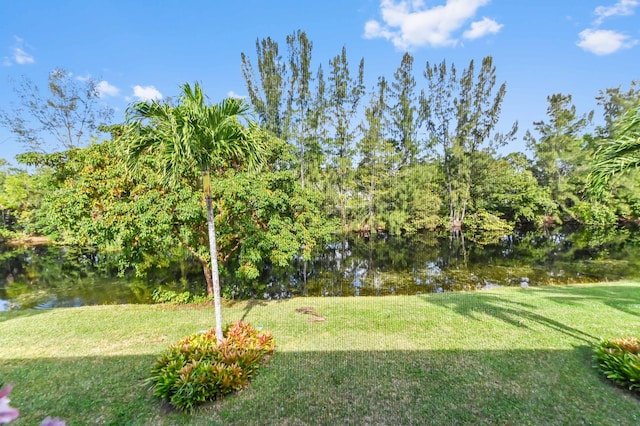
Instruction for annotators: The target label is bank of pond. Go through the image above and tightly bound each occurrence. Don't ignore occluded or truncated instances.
[1,226,639,310]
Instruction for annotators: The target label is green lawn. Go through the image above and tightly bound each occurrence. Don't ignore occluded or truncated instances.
[1,282,639,425]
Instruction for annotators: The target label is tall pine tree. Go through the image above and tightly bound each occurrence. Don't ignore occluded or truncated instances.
[421,56,516,229]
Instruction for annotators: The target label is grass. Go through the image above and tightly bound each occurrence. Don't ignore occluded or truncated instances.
[1,282,640,425]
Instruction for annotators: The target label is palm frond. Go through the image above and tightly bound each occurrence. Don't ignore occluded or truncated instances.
[588,107,640,197]
[119,82,267,186]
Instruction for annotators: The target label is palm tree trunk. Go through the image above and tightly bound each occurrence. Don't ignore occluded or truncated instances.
[203,170,224,342]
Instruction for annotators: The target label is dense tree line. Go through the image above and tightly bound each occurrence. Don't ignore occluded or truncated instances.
[239,31,640,232]
[1,30,639,296]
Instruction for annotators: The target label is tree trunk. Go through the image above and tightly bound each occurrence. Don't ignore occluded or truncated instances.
[203,169,224,342]
[201,260,214,296]
[172,226,213,295]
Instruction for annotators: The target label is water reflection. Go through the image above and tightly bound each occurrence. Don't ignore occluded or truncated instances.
[1,226,640,309]
[0,245,204,310]
[292,226,640,297]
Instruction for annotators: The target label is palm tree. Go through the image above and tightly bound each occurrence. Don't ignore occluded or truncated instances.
[589,107,640,197]
[122,82,265,341]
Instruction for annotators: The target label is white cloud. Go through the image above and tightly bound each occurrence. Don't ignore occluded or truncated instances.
[363,0,500,50]
[74,75,120,97]
[132,85,163,101]
[364,20,395,40]
[577,28,638,55]
[4,36,35,66]
[594,0,639,25]
[226,91,246,99]
[13,47,34,64]
[462,17,503,40]
[577,1,638,55]
[96,80,120,97]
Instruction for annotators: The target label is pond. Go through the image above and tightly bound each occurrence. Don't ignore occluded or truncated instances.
[1,226,639,310]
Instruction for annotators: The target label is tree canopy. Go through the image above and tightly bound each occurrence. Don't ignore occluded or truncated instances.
[2,32,640,302]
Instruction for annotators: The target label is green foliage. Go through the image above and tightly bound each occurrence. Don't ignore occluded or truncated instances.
[525,93,593,221]
[239,36,639,232]
[390,52,421,167]
[324,47,365,229]
[151,287,213,305]
[384,163,443,234]
[242,30,325,191]
[571,200,617,225]
[211,165,335,295]
[465,210,513,234]
[421,56,517,228]
[122,82,274,340]
[241,37,286,137]
[609,170,640,220]
[30,142,194,271]
[0,160,51,237]
[589,107,640,197]
[594,336,640,392]
[5,41,640,281]
[147,321,275,412]
[354,76,394,232]
[472,153,552,226]
[0,227,15,241]
[27,135,332,300]
[595,80,640,139]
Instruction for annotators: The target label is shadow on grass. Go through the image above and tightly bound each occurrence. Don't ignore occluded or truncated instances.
[3,347,639,425]
[419,290,597,344]
[0,309,48,324]
[533,284,640,319]
[238,299,269,322]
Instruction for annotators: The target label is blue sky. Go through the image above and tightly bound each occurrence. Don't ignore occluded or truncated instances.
[1,0,638,162]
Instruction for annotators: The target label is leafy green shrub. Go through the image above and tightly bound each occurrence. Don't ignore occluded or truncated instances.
[151,288,212,305]
[466,210,514,233]
[573,200,617,225]
[0,228,17,241]
[151,288,191,304]
[594,336,640,392]
[147,321,275,412]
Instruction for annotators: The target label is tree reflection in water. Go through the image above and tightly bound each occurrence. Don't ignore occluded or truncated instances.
[1,225,640,309]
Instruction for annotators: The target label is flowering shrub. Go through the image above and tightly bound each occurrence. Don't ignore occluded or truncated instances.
[0,385,19,424]
[40,418,66,426]
[594,336,640,392]
[0,384,65,425]
[147,321,275,412]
